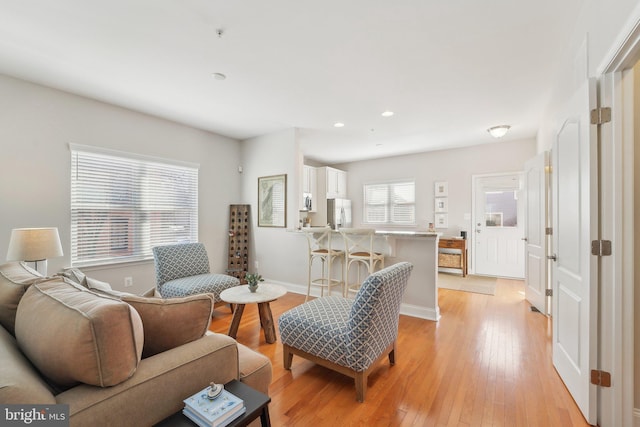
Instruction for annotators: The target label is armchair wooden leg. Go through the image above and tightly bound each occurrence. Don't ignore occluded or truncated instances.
[283,344,294,370]
[388,341,396,365]
[355,371,366,403]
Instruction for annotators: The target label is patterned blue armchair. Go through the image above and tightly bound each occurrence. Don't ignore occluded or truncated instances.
[278,262,413,402]
[152,243,239,304]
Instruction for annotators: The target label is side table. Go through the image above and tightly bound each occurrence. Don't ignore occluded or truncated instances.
[220,284,287,344]
[155,379,271,427]
[438,237,467,277]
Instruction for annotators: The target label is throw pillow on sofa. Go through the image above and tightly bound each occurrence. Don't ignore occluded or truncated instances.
[14,277,144,388]
[120,294,214,358]
[58,267,112,292]
[56,268,214,358]
[0,262,43,336]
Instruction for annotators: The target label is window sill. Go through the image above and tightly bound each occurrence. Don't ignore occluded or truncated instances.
[73,258,154,272]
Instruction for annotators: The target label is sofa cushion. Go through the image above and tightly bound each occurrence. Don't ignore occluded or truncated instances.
[120,294,214,358]
[14,277,144,388]
[0,261,43,335]
[160,273,239,302]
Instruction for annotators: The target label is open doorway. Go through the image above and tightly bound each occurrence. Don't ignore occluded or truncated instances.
[597,40,638,426]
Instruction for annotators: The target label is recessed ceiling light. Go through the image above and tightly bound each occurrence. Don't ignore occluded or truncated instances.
[212,72,226,81]
[381,111,394,117]
[334,122,345,128]
[487,125,511,138]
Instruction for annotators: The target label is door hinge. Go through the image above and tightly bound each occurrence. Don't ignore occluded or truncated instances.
[590,107,611,125]
[591,240,612,256]
[590,370,612,387]
[545,227,552,236]
[545,289,553,297]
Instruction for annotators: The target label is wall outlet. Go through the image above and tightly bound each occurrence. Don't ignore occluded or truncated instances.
[124,277,133,287]
[254,261,259,271]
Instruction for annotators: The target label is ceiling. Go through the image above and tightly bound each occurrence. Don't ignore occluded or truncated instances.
[0,1,584,164]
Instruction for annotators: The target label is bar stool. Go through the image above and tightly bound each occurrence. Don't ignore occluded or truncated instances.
[339,228,385,297]
[302,227,344,301]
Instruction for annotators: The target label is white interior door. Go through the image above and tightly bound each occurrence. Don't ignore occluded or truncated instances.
[473,173,525,278]
[524,152,549,313]
[551,77,598,424]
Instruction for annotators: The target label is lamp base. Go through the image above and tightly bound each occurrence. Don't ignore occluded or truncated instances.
[26,260,48,277]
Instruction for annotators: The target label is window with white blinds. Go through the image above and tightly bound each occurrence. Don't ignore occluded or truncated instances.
[70,145,199,267]
[363,181,415,225]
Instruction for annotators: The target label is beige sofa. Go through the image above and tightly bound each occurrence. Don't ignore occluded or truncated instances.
[0,262,272,426]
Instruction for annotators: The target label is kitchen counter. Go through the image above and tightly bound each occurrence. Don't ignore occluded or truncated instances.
[374,229,440,237]
[291,227,440,321]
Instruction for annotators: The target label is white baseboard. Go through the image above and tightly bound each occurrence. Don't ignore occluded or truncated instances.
[269,279,440,321]
[634,407,640,427]
[400,303,440,321]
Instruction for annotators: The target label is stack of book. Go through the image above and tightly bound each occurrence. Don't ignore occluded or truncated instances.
[183,386,245,427]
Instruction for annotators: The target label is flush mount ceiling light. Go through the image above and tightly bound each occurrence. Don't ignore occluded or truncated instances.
[212,72,226,81]
[487,125,511,138]
[334,122,345,128]
[381,111,394,117]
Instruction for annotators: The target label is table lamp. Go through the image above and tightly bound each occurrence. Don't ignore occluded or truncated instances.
[6,227,64,276]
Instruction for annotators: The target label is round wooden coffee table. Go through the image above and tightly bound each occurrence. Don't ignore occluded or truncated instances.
[220,283,287,344]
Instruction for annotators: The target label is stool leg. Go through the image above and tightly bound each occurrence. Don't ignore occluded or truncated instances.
[306,255,313,302]
[343,256,348,297]
[320,257,326,297]
[345,258,353,297]
[340,254,346,297]
[327,253,332,296]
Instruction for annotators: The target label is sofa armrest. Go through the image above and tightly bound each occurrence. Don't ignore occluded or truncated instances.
[57,333,239,427]
[0,326,56,404]
[237,343,272,395]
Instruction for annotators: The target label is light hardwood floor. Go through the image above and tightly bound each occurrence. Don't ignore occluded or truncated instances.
[209,279,590,426]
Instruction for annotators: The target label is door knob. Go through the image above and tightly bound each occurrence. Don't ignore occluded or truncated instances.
[547,254,557,261]
[521,237,528,241]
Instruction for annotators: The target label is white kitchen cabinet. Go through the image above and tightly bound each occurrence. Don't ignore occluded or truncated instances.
[325,167,347,199]
[301,165,317,212]
[303,165,316,194]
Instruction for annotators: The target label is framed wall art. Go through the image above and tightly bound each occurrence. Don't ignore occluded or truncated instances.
[435,197,448,213]
[258,174,287,227]
[434,181,448,197]
[435,213,448,229]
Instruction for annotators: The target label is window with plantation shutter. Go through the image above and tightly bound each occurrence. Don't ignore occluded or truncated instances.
[70,144,198,267]
[363,181,415,225]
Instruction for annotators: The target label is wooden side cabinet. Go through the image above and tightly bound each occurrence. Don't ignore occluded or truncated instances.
[438,237,467,277]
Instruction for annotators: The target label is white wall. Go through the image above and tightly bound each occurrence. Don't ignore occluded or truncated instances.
[537,0,640,153]
[239,128,309,287]
[0,74,241,294]
[337,138,537,235]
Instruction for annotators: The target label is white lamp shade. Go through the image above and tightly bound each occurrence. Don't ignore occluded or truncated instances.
[7,228,64,262]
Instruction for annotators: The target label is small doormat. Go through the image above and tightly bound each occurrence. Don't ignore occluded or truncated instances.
[437,273,497,295]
